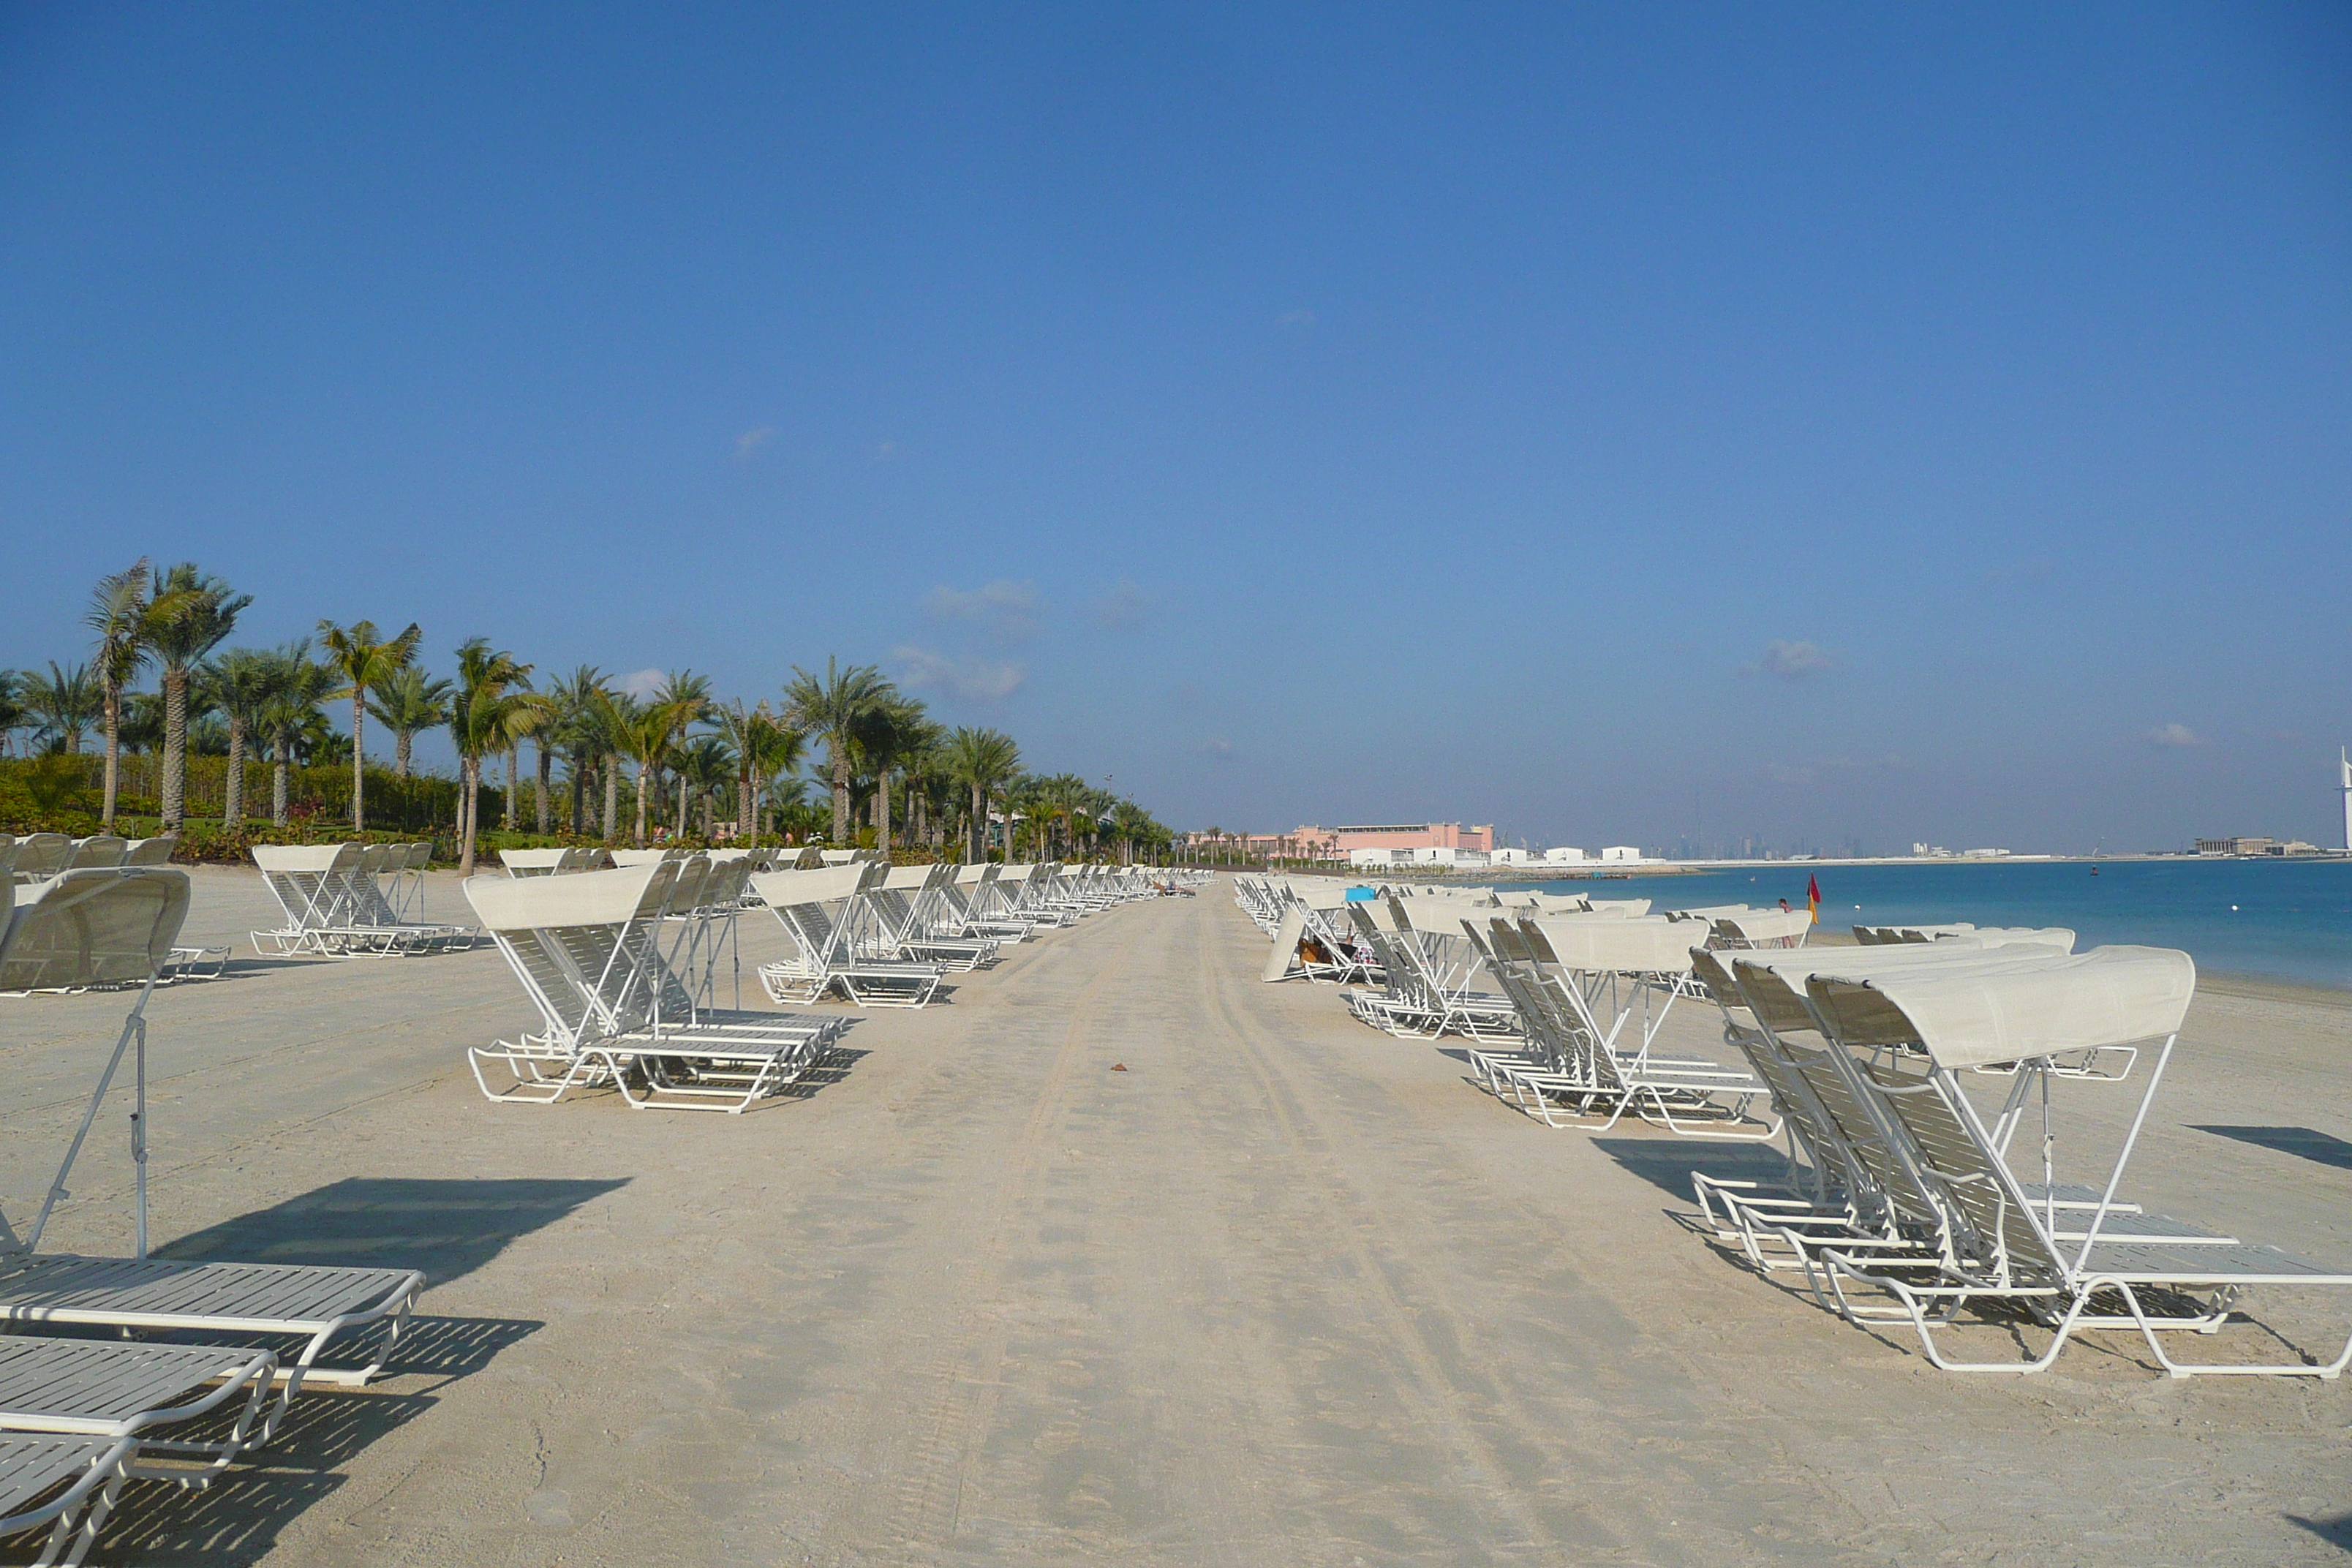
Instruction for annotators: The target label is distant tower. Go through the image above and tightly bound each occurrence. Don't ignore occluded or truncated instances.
[2342,748,2352,852]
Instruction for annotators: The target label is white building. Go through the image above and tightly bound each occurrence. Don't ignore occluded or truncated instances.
[1348,847,1409,868]
[1542,846,1588,864]
[1490,847,1531,866]
[1598,846,1643,864]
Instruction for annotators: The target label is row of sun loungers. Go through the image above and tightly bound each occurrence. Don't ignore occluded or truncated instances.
[0,864,423,1562]
[250,843,472,957]
[0,835,227,987]
[1233,875,2350,1379]
[462,853,1194,1110]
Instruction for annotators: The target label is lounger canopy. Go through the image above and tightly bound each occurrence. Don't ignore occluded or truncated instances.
[1522,915,1693,974]
[249,843,355,875]
[465,863,667,931]
[1714,910,1814,945]
[0,869,190,991]
[748,864,868,908]
[1805,946,2195,1070]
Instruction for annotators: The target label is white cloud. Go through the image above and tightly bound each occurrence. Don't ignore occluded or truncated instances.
[1089,578,1153,630]
[619,668,665,698]
[2147,723,2204,747]
[1192,737,1235,759]
[1751,639,1835,679]
[892,645,1026,701]
[925,580,1042,643]
[735,426,775,458]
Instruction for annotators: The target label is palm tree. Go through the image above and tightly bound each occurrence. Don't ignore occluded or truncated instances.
[894,715,946,848]
[783,657,894,844]
[648,671,712,838]
[943,726,1021,862]
[544,667,613,835]
[598,690,641,841]
[677,734,734,838]
[208,647,285,828]
[366,666,453,779]
[614,697,680,847]
[22,663,102,755]
[449,639,542,874]
[316,618,423,832]
[86,559,172,829]
[0,671,24,758]
[147,563,252,830]
[257,644,333,826]
[713,701,803,842]
[855,694,928,851]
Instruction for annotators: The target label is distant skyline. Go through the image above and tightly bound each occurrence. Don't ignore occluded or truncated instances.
[4,4,2349,852]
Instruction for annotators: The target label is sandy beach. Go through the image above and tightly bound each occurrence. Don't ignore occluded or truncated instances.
[0,866,2345,1565]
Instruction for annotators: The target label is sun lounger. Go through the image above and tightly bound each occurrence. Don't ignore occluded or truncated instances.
[1480,919,1774,1137]
[1791,948,2352,1376]
[0,868,426,1427]
[466,862,842,1110]
[750,867,941,1009]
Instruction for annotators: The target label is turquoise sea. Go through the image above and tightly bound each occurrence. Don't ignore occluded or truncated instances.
[1504,859,2352,991]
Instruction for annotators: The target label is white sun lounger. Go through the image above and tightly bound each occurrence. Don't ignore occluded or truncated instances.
[1791,948,2352,1377]
[750,867,942,1009]
[0,868,425,1426]
[465,862,841,1111]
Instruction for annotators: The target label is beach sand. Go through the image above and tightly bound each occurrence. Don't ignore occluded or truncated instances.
[0,866,2345,1564]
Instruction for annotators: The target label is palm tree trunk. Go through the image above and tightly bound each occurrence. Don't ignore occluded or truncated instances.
[603,755,619,840]
[832,753,850,843]
[738,775,753,843]
[503,747,519,832]
[634,763,650,845]
[876,769,891,853]
[101,686,121,829]
[160,668,189,829]
[970,784,984,861]
[570,751,587,835]
[272,739,290,826]
[350,696,366,832]
[535,742,551,834]
[676,772,690,838]
[459,758,479,876]
[395,731,412,777]
[223,719,246,827]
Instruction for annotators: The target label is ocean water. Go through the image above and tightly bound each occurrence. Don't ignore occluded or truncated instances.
[1501,859,2352,991]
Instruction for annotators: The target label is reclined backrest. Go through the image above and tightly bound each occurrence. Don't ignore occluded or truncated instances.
[121,834,177,866]
[0,867,191,991]
[11,833,69,881]
[65,836,129,870]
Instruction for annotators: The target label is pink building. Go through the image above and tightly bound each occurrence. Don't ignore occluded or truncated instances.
[1332,822,1493,853]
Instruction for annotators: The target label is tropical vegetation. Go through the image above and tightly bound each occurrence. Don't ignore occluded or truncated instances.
[0,562,1177,866]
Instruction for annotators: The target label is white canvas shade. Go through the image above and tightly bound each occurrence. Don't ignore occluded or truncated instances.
[1806,946,2195,1070]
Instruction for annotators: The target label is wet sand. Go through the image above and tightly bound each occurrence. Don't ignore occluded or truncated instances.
[0,867,2345,1564]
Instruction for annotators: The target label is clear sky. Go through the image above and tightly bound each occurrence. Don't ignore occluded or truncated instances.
[4,4,2348,853]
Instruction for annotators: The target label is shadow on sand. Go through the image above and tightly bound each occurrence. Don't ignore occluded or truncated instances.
[2193,1125,2352,1174]
[88,1177,604,1563]
[96,1314,541,1566]
[156,1175,627,1286]
[1591,1137,1793,1206]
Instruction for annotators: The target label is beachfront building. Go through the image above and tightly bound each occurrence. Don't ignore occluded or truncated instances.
[1333,822,1494,856]
[1542,846,1588,864]
[1598,846,1643,864]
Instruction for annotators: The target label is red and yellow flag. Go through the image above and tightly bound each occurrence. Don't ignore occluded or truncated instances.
[1805,874,1822,924]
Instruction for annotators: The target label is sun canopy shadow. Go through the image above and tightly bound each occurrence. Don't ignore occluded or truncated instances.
[2193,1126,2352,1174]
[156,1176,627,1286]
[1590,1137,1793,1205]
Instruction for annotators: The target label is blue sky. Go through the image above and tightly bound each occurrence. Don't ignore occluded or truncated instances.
[4,4,2348,852]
